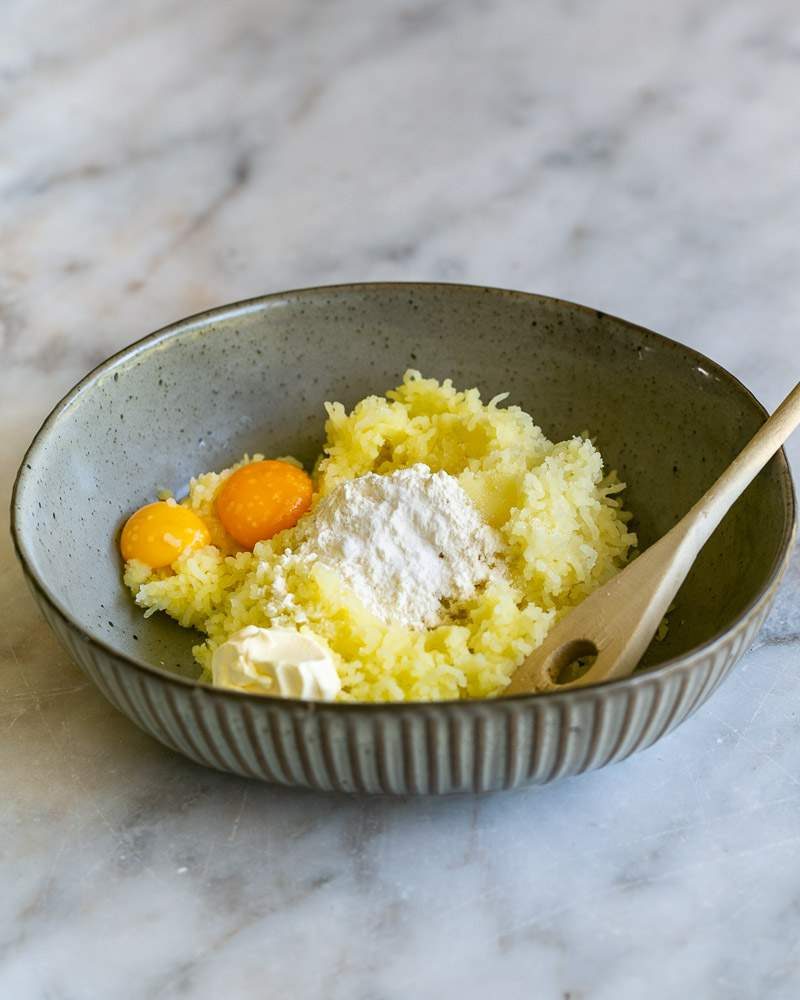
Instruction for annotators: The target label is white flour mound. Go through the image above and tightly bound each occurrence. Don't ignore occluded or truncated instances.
[297,464,499,629]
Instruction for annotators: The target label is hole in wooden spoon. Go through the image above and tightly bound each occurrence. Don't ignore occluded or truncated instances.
[549,639,599,686]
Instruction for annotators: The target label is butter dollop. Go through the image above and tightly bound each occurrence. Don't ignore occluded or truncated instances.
[211,626,340,701]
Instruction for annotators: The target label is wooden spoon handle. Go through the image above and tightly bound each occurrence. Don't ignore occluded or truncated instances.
[682,382,800,551]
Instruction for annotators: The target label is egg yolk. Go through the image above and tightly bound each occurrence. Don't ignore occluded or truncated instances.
[215,460,313,549]
[120,501,211,568]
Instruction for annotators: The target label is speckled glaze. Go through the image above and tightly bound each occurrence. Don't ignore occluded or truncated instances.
[10,284,796,793]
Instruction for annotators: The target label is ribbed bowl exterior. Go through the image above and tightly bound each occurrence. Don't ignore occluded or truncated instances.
[28,573,780,794]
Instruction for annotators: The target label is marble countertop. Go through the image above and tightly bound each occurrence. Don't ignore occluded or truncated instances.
[2,1,799,997]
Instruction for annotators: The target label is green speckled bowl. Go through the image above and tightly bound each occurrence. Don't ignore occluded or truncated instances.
[11,284,796,793]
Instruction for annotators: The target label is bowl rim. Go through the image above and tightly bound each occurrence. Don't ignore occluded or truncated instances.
[10,281,797,710]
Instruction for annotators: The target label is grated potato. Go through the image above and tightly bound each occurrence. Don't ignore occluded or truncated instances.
[124,371,636,701]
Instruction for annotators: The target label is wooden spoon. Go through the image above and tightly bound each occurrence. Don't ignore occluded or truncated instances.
[505,381,800,696]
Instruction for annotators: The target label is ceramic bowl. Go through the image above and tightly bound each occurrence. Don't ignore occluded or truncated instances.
[11,284,796,793]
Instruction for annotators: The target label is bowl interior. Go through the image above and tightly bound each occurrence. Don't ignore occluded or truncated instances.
[13,284,793,686]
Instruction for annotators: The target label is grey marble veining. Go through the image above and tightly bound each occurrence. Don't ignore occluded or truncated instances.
[1,1,798,997]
